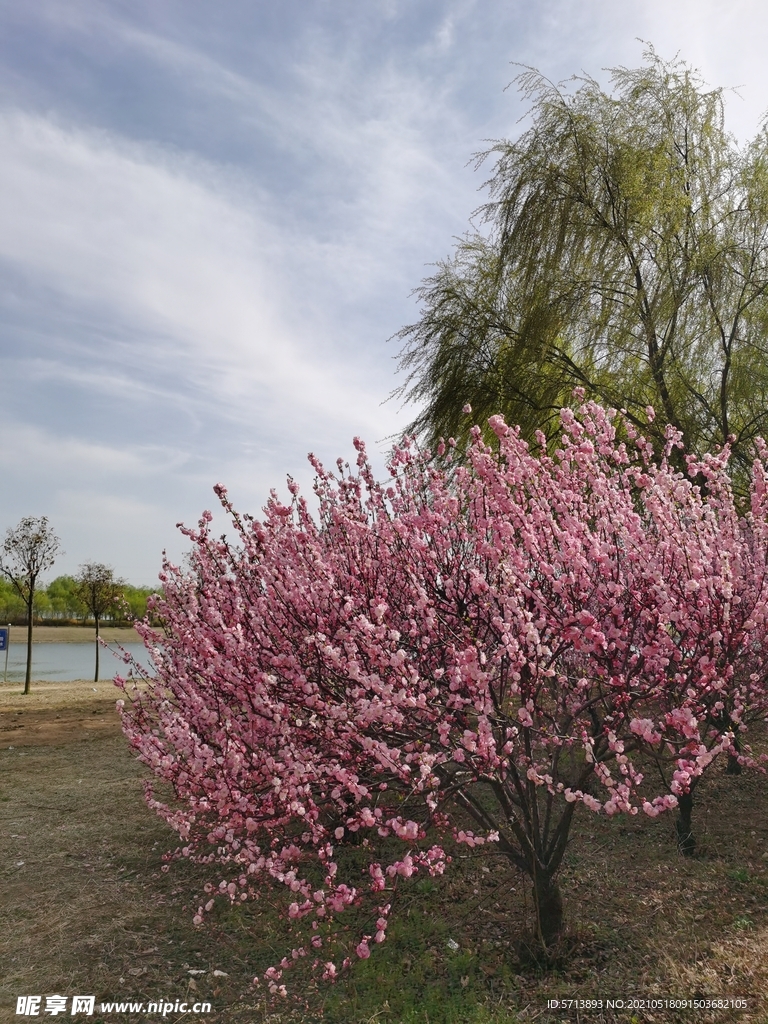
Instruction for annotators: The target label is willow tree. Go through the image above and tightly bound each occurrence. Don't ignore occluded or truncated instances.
[394,48,768,473]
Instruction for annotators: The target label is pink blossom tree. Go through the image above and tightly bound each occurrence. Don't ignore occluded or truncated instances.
[604,432,768,853]
[118,402,768,979]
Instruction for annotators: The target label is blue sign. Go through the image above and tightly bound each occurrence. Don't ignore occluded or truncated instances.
[0,628,7,652]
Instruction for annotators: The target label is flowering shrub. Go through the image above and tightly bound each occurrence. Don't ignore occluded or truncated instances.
[118,401,768,983]
[602,430,768,852]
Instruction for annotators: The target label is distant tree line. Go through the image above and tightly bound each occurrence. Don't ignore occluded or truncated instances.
[0,574,159,626]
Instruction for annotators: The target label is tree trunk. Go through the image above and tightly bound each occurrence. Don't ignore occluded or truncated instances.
[94,616,100,683]
[24,589,33,695]
[532,870,564,946]
[675,791,696,856]
[725,734,742,775]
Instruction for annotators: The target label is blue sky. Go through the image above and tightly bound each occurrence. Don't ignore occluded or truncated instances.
[1,0,767,583]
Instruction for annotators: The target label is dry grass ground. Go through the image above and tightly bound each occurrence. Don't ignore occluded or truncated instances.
[1,682,767,1024]
[7,626,141,644]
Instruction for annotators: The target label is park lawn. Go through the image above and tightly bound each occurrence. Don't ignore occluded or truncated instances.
[0,683,767,1024]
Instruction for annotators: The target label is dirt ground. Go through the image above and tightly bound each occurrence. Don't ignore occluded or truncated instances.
[0,680,125,746]
[1,684,767,1024]
[0,681,275,1024]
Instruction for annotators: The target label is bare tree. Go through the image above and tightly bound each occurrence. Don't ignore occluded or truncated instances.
[0,517,61,694]
[75,563,125,682]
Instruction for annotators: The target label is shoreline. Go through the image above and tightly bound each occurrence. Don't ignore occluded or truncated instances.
[5,625,142,643]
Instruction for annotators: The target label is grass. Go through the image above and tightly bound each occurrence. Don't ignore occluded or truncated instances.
[1,683,767,1023]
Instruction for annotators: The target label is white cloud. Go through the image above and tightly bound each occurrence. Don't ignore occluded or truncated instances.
[0,419,166,479]
[0,110,413,444]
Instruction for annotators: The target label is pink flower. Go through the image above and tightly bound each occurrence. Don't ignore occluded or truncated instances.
[396,855,415,877]
[630,718,661,744]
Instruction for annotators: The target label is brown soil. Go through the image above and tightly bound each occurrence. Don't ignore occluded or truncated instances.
[0,682,278,1024]
[0,680,125,746]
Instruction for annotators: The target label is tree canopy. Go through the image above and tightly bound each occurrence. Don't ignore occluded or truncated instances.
[394,48,768,474]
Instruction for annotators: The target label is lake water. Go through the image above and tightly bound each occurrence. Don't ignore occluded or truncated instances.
[1,642,155,683]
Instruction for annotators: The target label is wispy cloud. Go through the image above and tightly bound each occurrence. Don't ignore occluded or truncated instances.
[0,110,409,438]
